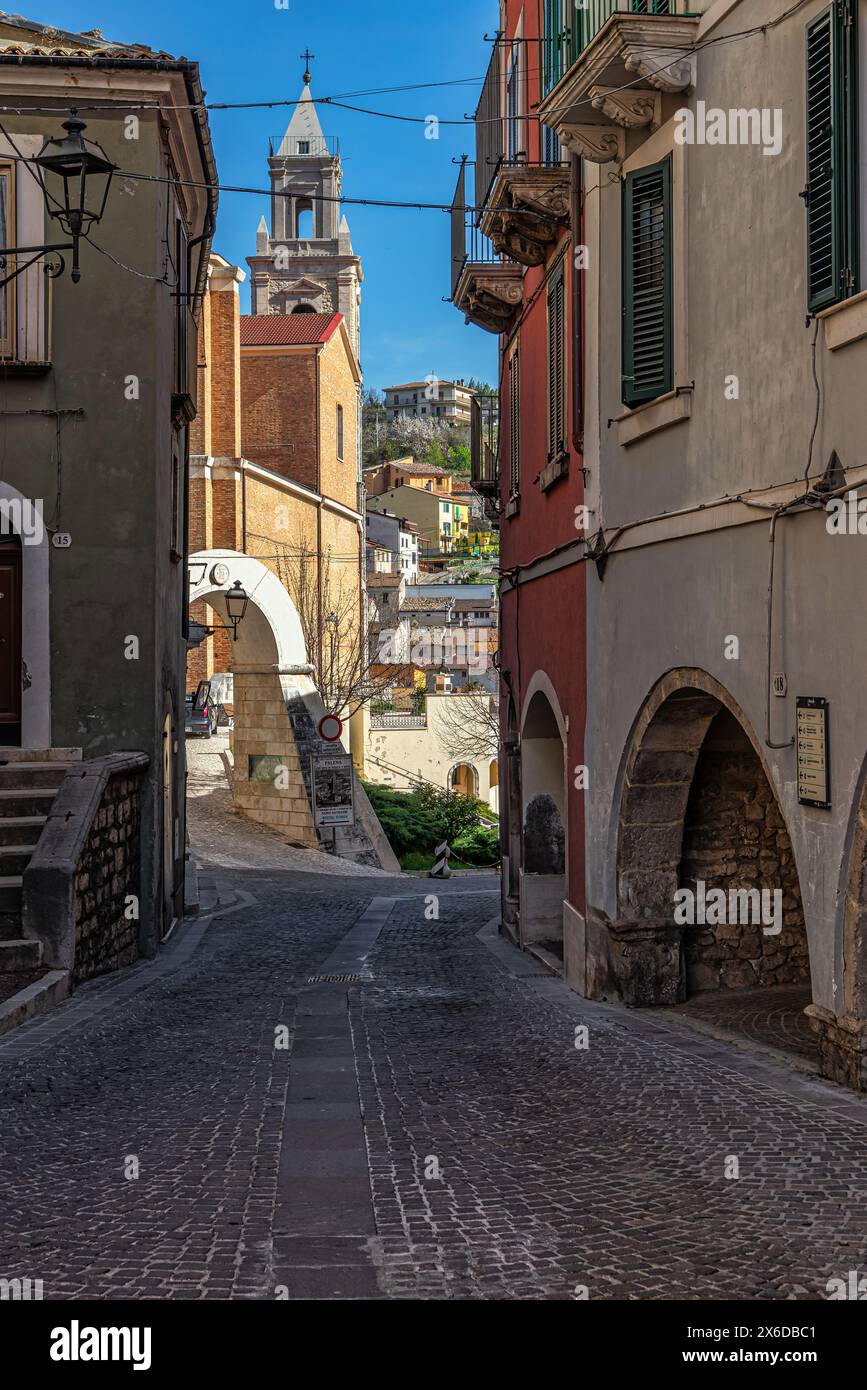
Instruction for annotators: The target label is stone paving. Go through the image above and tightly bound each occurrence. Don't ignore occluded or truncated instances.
[0,766,865,1300]
[661,984,816,1067]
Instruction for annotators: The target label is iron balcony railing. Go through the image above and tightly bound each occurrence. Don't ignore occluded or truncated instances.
[475,40,503,211]
[0,252,54,367]
[539,0,681,98]
[451,162,503,299]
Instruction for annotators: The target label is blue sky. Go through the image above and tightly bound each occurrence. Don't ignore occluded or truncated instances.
[33,0,498,392]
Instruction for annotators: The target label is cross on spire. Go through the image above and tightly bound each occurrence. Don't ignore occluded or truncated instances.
[300,49,315,85]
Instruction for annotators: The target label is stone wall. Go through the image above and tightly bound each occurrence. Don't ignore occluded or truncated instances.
[22,753,150,979]
[74,767,145,983]
[679,711,809,992]
[231,666,318,845]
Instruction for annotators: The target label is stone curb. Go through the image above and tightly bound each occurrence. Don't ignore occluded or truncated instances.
[0,969,70,1037]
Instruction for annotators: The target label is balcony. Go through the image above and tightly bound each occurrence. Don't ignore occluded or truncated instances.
[370,712,427,730]
[451,161,522,335]
[537,1,699,163]
[0,253,54,373]
[479,161,571,268]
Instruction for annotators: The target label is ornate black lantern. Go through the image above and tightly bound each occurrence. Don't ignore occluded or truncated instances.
[33,110,116,283]
[224,582,249,639]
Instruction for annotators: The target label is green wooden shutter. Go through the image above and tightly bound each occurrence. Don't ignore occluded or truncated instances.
[510,346,521,496]
[622,157,672,408]
[806,1,858,313]
[547,263,566,458]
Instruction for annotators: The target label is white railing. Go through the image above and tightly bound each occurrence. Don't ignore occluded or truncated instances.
[370,712,427,729]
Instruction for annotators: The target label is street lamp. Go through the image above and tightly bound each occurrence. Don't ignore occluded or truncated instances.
[0,109,116,290]
[224,582,249,641]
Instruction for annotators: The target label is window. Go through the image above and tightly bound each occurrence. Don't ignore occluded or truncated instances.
[622,156,672,408]
[0,163,14,356]
[805,1,858,312]
[298,140,310,154]
[174,212,191,405]
[506,42,525,160]
[547,262,566,458]
[507,344,521,495]
[337,404,344,461]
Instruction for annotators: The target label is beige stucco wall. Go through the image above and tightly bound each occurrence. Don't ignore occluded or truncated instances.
[361,695,498,808]
[578,0,867,1017]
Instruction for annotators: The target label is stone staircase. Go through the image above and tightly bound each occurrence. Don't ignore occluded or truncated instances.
[0,751,80,973]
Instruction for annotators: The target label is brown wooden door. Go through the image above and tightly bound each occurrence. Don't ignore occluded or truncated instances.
[0,538,22,743]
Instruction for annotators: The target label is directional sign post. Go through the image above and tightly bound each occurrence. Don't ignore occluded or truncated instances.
[796,697,830,810]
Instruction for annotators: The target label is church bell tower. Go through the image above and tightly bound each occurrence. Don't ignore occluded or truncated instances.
[247,57,363,358]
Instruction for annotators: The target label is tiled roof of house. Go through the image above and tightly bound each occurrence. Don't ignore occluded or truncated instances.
[367,574,403,588]
[383,381,473,393]
[400,597,452,613]
[0,13,174,56]
[453,598,494,611]
[389,459,451,477]
[239,312,343,346]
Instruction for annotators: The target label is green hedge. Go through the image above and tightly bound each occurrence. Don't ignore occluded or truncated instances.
[362,780,500,864]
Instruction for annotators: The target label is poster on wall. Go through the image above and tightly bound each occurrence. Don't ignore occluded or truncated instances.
[311,753,355,827]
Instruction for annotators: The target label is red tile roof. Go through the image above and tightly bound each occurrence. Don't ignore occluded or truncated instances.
[240,312,343,346]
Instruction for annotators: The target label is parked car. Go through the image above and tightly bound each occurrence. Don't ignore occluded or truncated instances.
[185,680,223,738]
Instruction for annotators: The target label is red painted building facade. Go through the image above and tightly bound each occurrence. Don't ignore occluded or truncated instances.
[452,1,587,978]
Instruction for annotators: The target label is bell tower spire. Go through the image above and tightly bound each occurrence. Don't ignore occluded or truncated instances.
[247,64,363,359]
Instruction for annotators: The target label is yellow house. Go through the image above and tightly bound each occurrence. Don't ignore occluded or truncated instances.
[367,485,468,555]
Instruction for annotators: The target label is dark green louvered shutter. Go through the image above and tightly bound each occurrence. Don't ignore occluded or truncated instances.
[805,1,858,313]
[622,157,672,408]
[509,346,521,496]
[547,262,566,459]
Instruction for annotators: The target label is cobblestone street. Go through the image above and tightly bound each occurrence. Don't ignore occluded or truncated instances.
[1,772,866,1301]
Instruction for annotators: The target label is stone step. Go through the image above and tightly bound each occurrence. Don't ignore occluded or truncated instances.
[0,788,57,818]
[0,937,41,970]
[0,816,47,847]
[0,748,81,764]
[0,844,36,877]
[0,910,21,941]
[0,872,22,917]
[0,762,69,789]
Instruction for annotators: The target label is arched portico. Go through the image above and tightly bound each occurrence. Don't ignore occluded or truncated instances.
[449,762,479,799]
[518,673,568,963]
[607,669,811,1013]
[188,551,309,673]
[188,551,318,844]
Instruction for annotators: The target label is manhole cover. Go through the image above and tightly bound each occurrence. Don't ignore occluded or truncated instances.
[306,973,361,984]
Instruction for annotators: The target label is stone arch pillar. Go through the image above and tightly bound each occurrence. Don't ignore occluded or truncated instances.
[808,759,867,1090]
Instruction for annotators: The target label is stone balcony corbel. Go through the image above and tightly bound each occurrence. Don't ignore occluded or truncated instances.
[479,165,571,268]
[589,85,661,131]
[537,12,699,163]
[453,260,524,335]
